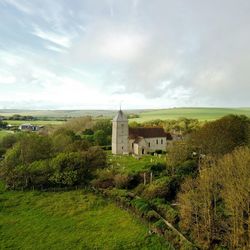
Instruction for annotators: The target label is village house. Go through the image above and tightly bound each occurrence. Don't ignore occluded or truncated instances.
[18,124,43,132]
[112,110,172,155]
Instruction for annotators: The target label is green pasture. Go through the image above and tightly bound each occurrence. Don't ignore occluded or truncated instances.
[1,107,250,124]
[5,120,65,126]
[130,107,250,122]
[0,109,145,119]
[108,153,165,174]
[0,187,171,249]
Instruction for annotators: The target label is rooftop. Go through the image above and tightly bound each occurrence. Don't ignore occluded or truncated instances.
[129,127,172,140]
[113,110,128,122]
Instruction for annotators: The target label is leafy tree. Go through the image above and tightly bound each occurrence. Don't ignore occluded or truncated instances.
[0,120,8,128]
[189,115,250,155]
[178,147,250,249]
[94,130,107,146]
[93,119,112,135]
[62,116,94,133]
[166,141,193,174]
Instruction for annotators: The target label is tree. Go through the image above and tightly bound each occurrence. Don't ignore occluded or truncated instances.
[94,130,107,146]
[166,141,193,174]
[189,115,250,155]
[178,147,250,249]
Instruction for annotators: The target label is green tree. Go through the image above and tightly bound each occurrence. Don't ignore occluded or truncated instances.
[94,130,107,146]
[190,115,250,155]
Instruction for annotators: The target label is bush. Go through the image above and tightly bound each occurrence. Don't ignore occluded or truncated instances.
[114,174,130,189]
[91,169,116,189]
[145,210,160,221]
[131,198,151,216]
[175,160,198,177]
[142,177,171,199]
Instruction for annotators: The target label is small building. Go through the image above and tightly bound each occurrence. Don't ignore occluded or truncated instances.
[112,109,173,155]
[18,124,43,132]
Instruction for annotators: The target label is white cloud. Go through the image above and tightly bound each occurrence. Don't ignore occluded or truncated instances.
[1,0,250,108]
[45,45,67,53]
[32,27,72,48]
[0,75,16,84]
[3,0,32,14]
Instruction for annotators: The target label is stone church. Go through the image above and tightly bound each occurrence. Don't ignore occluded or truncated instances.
[112,110,172,155]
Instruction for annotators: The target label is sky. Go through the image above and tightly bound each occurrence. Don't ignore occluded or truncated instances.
[0,0,250,110]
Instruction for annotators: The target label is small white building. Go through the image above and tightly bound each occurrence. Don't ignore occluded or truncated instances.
[112,110,172,155]
[18,124,43,132]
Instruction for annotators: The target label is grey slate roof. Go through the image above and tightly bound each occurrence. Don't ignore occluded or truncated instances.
[113,110,128,122]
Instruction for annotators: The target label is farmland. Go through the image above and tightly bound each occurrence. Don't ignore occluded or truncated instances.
[5,120,64,126]
[130,107,250,122]
[1,108,250,123]
[0,186,172,250]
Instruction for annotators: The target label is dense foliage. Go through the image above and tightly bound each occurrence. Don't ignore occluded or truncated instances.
[189,115,250,155]
[0,130,106,189]
[179,147,250,249]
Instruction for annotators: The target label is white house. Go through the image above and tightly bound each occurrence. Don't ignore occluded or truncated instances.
[112,110,172,155]
[18,124,43,132]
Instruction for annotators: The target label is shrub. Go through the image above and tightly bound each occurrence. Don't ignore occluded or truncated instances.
[175,160,198,177]
[131,198,151,216]
[114,174,130,189]
[145,210,160,221]
[142,177,171,199]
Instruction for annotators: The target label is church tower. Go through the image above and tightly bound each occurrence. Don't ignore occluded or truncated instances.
[112,109,129,154]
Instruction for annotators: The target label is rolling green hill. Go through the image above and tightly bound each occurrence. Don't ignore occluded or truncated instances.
[1,107,250,122]
[130,107,250,122]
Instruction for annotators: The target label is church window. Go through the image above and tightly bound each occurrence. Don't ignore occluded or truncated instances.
[148,142,150,147]
[161,139,163,144]
[156,139,158,144]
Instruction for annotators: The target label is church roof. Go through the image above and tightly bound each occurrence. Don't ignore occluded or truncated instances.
[113,110,128,122]
[129,127,172,140]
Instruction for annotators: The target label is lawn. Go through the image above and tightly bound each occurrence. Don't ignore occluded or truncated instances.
[108,153,165,174]
[0,186,172,249]
[130,107,250,122]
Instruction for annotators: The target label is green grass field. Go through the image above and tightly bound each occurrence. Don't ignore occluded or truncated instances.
[108,153,165,174]
[5,120,65,126]
[130,107,250,122]
[1,107,250,122]
[0,186,172,249]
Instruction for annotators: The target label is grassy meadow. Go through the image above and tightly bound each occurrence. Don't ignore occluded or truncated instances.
[0,185,172,249]
[108,153,165,174]
[130,107,250,122]
[5,120,65,126]
[1,107,250,123]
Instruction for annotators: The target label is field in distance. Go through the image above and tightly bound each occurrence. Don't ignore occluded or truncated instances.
[130,107,250,122]
[1,107,250,122]
[0,187,172,249]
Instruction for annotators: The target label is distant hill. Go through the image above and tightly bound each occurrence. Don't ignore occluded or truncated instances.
[0,108,250,121]
[131,107,250,122]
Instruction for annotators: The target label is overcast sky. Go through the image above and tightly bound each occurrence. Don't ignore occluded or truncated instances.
[0,0,249,109]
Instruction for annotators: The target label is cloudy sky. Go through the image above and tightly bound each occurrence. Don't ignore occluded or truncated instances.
[0,0,249,109]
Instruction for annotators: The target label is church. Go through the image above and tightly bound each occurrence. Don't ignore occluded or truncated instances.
[112,110,172,155]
